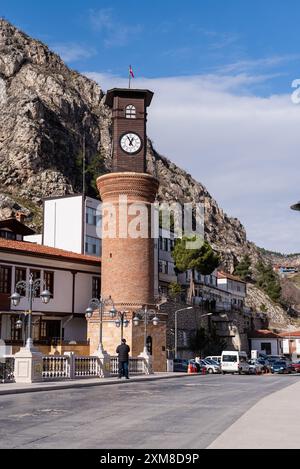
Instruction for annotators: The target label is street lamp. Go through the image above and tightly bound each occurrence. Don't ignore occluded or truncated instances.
[133,306,160,356]
[10,273,52,350]
[111,311,130,341]
[85,296,115,354]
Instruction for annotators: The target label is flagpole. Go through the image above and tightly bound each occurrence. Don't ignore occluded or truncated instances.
[129,67,131,89]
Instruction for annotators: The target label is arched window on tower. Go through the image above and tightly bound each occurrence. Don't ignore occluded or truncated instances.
[125,104,136,119]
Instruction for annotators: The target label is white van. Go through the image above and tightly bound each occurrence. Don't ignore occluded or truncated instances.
[205,356,221,364]
[221,351,250,374]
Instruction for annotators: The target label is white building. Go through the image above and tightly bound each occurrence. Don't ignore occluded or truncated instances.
[217,271,247,308]
[0,237,100,350]
[156,228,177,295]
[26,194,102,257]
[249,330,282,356]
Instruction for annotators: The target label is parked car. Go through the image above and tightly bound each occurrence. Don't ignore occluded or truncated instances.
[221,351,250,374]
[270,361,293,374]
[257,357,271,373]
[267,355,290,364]
[173,358,189,372]
[291,361,300,373]
[205,356,221,364]
[198,359,221,374]
[248,359,264,375]
[188,359,207,374]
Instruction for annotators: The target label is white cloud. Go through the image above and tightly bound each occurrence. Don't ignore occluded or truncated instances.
[89,8,142,47]
[85,71,300,253]
[52,43,97,63]
[220,54,300,74]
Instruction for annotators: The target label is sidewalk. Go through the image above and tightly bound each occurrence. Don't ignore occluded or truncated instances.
[0,372,192,396]
[208,380,300,449]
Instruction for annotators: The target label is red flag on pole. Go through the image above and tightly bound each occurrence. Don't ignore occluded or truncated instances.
[129,65,135,78]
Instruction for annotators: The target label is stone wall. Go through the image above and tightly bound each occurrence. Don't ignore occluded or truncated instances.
[87,312,167,372]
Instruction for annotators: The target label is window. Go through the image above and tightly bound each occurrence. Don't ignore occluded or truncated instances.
[159,237,163,250]
[11,317,22,341]
[15,268,26,296]
[85,236,101,257]
[44,271,54,297]
[125,104,136,119]
[261,343,271,355]
[159,260,168,274]
[0,266,12,294]
[222,355,237,363]
[0,230,16,240]
[86,207,101,227]
[92,277,101,299]
[163,238,169,251]
[30,270,41,297]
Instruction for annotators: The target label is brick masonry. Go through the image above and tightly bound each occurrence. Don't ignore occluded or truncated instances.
[86,171,168,371]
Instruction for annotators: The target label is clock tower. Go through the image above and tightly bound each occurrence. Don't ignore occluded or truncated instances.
[104,88,153,173]
[89,88,166,371]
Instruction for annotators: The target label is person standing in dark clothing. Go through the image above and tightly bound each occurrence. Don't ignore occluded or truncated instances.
[116,338,130,379]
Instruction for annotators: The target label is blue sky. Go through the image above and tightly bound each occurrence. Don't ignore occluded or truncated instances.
[2,1,300,253]
[3,0,300,93]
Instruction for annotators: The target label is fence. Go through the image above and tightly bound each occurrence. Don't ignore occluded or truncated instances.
[110,356,145,376]
[42,355,101,380]
[74,356,100,378]
[1,355,146,383]
[43,356,70,380]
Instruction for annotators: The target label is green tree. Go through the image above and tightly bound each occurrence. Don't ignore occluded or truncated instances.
[189,326,227,357]
[74,147,108,198]
[256,262,281,302]
[234,255,252,281]
[168,282,182,299]
[172,237,220,275]
[172,236,220,303]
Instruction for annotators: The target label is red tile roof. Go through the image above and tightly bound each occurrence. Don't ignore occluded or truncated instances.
[280,331,300,338]
[217,271,246,284]
[0,238,101,265]
[249,329,281,339]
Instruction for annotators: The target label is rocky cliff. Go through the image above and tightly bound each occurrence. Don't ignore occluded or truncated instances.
[0,19,293,327]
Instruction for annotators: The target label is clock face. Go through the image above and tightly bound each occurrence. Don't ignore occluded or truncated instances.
[120,132,142,154]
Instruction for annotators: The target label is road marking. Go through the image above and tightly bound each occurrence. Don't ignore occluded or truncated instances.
[184,384,222,387]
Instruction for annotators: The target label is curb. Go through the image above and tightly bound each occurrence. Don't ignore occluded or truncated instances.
[0,373,199,396]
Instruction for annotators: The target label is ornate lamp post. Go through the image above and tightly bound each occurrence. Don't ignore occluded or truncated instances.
[10,273,51,351]
[110,310,130,341]
[133,306,160,356]
[85,296,116,354]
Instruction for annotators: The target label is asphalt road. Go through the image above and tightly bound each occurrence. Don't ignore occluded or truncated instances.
[0,374,297,449]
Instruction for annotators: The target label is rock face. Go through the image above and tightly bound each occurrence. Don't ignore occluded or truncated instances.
[0,18,110,208]
[0,19,291,326]
[246,284,294,329]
